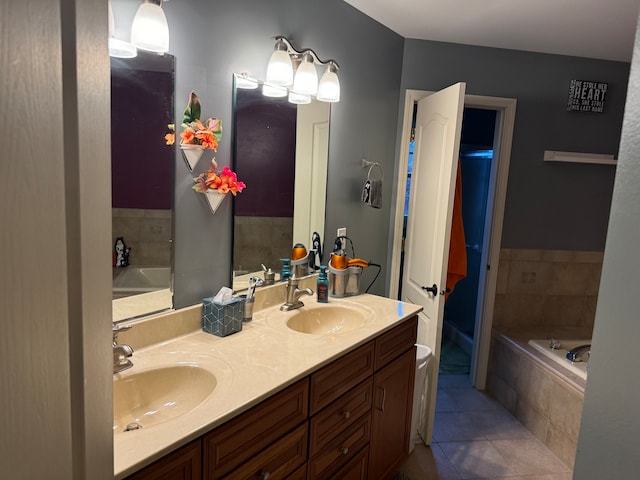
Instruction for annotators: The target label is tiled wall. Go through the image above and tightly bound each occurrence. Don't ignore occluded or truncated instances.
[112,208,171,266]
[233,216,293,274]
[494,249,603,331]
[488,333,584,468]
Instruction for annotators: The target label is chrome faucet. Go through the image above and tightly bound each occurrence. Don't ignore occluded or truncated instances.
[280,276,314,311]
[566,344,591,363]
[113,324,134,374]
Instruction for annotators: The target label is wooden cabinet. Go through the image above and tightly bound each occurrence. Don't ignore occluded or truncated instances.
[203,379,308,479]
[124,317,417,480]
[126,438,201,480]
[369,348,416,480]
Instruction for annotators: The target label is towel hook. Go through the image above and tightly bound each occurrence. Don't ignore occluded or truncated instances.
[361,158,384,181]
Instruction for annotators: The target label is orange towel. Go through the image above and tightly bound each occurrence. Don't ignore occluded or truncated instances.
[445,161,467,300]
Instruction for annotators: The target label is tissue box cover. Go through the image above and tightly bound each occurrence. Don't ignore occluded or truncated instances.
[202,296,244,337]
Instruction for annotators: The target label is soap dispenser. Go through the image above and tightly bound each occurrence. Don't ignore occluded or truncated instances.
[317,265,329,303]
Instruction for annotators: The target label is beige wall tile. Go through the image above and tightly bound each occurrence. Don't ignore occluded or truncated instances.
[509,249,545,261]
[572,250,604,263]
[548,382,584,440]
[516,362,554,415]
[542,250,576,262]
[496,259,510,294]
[515,398,549,443]
[540,295,586,327]
[548,262,595,295]
[487,374,517,415]
[546,423,577,469]
[507,261,553,294]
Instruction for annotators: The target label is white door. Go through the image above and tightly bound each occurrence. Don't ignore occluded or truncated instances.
[401,82,466,444]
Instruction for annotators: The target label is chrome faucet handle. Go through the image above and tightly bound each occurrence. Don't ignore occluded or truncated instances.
[112,323,132,343]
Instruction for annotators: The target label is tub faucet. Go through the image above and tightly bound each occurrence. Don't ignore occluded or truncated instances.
[566,344,591,363]
[113,324,134,374]
[280,276,314,311]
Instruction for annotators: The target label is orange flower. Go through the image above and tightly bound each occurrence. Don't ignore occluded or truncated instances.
[165,133,175,145]
[180,127,196,144]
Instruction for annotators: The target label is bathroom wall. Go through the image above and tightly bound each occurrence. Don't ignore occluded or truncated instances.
[574,9,640,476]
[398,40,629,253]
[112,208,172,266]
[146,0,405,307]
[494,248,602,332]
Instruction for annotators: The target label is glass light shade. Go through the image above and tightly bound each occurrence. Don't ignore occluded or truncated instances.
[262,83,287,98]
[130,3,170,53]
[235,73,259,89]
[293,53,318,95]
[288,91,311,105]
[317,64,340,102]
[266,47,293,86]
[109,38,137,58]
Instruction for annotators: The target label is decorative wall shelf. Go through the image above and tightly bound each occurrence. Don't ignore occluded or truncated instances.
[181,144,205,171]
[204,191,227,214]
[543,150,617,165]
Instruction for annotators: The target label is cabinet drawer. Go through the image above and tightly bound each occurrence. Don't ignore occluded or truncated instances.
[203,378,309,479]
[310,342,374,414]
[223,424,308,480]
[309,378,373,456]
[332,446,369,480]
[374,317,417,370]
[286,463,307,480]
[307,413,371,480]
[125,438,201,480]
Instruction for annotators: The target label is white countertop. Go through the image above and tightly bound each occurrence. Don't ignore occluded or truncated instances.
[114,293,422,479]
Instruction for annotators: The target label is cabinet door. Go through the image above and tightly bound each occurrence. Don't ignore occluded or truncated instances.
[125,439,201,480]
[369,348,416,480]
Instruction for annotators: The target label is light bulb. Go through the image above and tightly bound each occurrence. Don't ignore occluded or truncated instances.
[288,91,311,104]
[266,39,293,86]
[317,63,340,102]
[262,83,287,98]
[131,2,170,53]
[293,52,318,96]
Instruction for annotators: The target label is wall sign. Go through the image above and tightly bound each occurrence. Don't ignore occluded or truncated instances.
[567,80,608,113]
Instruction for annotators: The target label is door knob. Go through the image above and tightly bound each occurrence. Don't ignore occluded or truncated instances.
[422,284,438,296]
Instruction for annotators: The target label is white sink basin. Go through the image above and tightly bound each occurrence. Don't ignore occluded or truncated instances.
[113,365,216,433]
[285,304,369,335]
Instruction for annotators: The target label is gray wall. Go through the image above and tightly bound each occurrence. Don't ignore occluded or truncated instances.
[156,0,404,306]
[400,39,629,251]
[573,9,640,476]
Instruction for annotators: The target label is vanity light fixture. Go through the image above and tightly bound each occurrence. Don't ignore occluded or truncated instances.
[262,83,288,98]
[265,36,340,103]
[131,0,170,54]
[235,73,259,89]
[108,1,137,58]
[288,91,311,105]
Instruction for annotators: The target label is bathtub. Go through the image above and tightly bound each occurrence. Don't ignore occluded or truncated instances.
[528,338,590,381]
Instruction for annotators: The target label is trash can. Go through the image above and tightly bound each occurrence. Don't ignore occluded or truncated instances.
[410,344,432,452]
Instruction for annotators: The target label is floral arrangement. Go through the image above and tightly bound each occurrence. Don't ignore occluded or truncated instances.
[193,159,246,196]
[165,91,222,151]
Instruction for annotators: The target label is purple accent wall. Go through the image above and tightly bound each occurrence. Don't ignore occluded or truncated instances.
[111,66,173,209]
[234,88,296,217]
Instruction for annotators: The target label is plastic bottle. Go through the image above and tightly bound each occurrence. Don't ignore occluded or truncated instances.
[280,258,291,281]
[317,265,329,303]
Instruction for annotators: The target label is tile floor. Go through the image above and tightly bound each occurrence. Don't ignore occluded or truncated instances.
[395,374,573,480]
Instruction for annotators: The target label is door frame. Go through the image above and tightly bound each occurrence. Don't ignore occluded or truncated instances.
[389,89,516,389]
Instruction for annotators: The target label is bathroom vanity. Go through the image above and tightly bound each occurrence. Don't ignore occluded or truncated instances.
[114,288,421,480]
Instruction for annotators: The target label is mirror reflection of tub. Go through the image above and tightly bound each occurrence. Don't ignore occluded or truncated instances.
[113,267,172,322]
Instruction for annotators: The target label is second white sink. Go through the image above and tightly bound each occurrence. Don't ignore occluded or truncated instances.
[285,304,369,335]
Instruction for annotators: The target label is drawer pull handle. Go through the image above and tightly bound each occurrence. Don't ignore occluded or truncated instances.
[340,446,349,455]
[259,471,270,480]
[342,410,351,419]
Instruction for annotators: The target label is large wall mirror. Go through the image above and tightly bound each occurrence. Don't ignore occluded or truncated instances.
[111,52,175,321]
[232,76,330,291]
